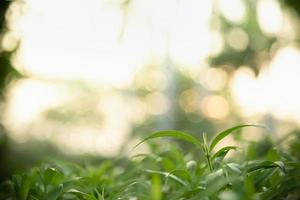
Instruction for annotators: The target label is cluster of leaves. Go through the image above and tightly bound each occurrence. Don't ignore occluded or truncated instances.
[1,125,300,200]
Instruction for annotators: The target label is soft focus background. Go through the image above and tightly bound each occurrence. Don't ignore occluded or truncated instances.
[1,0,300,181]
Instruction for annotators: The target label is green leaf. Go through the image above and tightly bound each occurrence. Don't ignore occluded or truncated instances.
[161,157,175,171]
[94,188,105,200]
[151,174,162,200]
[203,176,240,197]
[67,189,97,200]
[209,124,265,152]
[178,188,203,199]
[145,169,187,186]
[266,148,280,161]
[211,146,238,162]
[226,163,242,174]
[168,169,192,182]
[133,130,202,150]
[260,180,300,200]
[244,176,255,200]
[12,174,31,200]
[44,184,63,200]
[43,167,64,186]
[246,160,285,173]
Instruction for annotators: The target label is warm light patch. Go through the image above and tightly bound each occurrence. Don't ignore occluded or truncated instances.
[4,85,134,156]
[230,67,267,116]
[126,97,147,124]
[218,0,246,23]
[170,0,212,68]
[226,28,249,51]
[199,68,228,91]
[135,68,168,91]
[1,32,18,51]
[53,126,128,156]
[4,79,70,133]
[209,31,224,56]
[231,46,300,122]
[145,92,170,115]
[257,0,283,35]
[7,0,148,87]
[200,95,229,119]
[3,0,219,155]
[179,88,201,113]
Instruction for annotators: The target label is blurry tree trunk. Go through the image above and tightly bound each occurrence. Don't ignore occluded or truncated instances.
[0,0,21,99]
[157,57,177,130]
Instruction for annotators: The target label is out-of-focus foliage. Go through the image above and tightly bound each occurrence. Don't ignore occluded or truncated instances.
[0,0,21,98]
[127,66,216,141]
[285,0,300,17]
[286,130,300,161]
[209,0,276,74]
[0,0,22,182]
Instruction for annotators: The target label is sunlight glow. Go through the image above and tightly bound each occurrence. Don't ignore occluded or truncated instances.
[226,28,249,51]
[1,32,18,51]
[200,95,229,120]
[199,68,228,91]
[231,46,300,122]
[218,0,246,23]
[145,92,170,115]
[135,68,168,91]
[170,0,212,68]
[5,0,299,155]
[209,31,224,56]
[3,79,70,142]
[4,79,70,134]
[4,0,217,155]
[257,0,283,35]
[10,0,147,87]
[5,86,135,156]
[179,88,201,113]
[230,67,267,116]
[7,0,216,86]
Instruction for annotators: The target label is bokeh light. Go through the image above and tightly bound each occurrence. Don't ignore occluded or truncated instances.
[218,0,246,23]
[257,0,283,35]
[200,95,230,120]
[1,0,300,157]
[231,46,300,122]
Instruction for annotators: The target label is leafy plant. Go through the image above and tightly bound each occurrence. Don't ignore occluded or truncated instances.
[1,124,300,199]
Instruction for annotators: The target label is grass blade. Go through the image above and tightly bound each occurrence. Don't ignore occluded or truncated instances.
[67,189,97,200]
[211,146,238,161]
[167,169,192,182]
[145,169,187,186]
[133,130,202,150]
[12,174,31,200]
[246,160,286,173]
[151,174,162,200]
[178,188,203,199]
[209,124,265,152]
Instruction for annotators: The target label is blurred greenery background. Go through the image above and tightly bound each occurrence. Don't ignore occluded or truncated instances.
[1,0,300,182]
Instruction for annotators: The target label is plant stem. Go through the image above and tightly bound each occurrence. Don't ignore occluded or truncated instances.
[206,154,213,172]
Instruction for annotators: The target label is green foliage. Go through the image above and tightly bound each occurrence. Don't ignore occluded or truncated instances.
[209,124,265,152]
[133,130,203,150]
[2,125,300,199]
